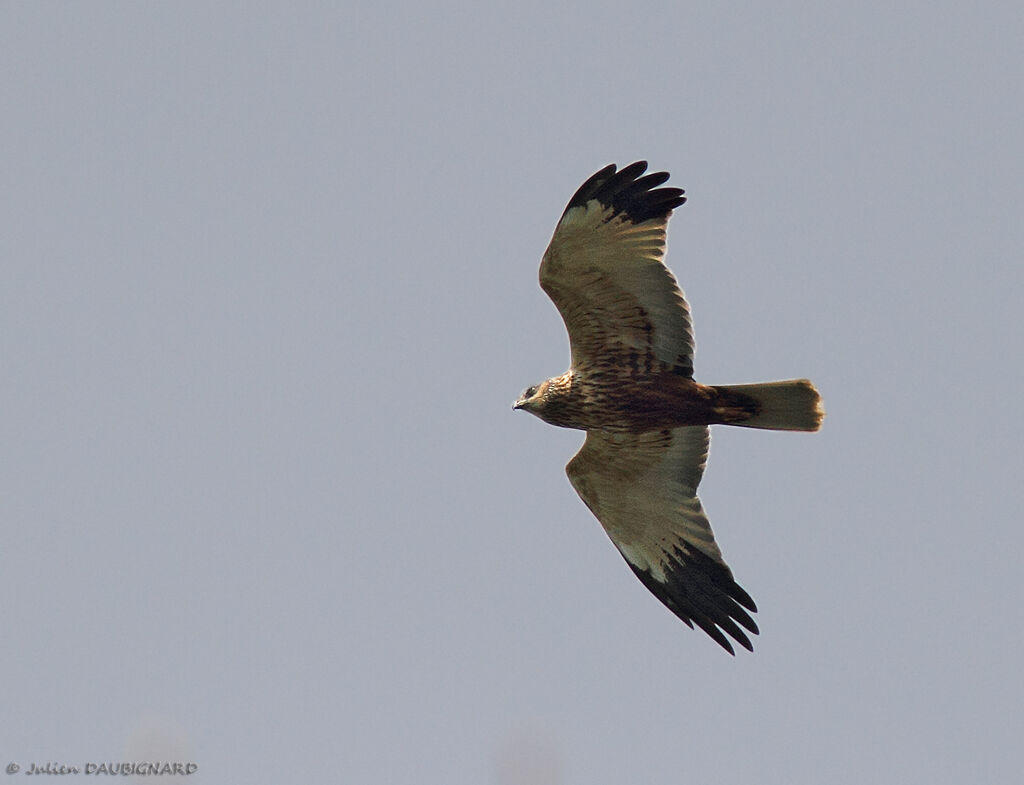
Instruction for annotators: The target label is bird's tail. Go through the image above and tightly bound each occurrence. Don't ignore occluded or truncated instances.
[714,379,824,432]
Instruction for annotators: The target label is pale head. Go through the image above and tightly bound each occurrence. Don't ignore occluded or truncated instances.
[512,380,550,415]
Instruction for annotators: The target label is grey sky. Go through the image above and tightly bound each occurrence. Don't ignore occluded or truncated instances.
[2,3,1021,783]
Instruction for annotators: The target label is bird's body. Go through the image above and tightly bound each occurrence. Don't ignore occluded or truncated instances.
[519,371,770,432]
[514,161,824,654]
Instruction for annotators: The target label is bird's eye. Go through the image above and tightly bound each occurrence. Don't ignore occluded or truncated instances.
[524,386,538,399]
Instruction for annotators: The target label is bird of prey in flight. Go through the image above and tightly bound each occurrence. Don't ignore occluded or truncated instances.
[514,162,824,654]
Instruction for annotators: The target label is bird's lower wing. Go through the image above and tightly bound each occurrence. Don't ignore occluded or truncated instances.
[566,427,758,654]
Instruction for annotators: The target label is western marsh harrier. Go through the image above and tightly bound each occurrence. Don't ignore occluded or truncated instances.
[514,162,823,654]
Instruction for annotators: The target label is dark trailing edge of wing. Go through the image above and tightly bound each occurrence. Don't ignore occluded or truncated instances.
[563,161,686,225]
[623,546,759,655]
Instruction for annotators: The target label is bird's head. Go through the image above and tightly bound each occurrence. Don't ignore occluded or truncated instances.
[512,381,548,415]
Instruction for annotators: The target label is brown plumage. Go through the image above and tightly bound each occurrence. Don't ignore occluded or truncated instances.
[513,162,824,654]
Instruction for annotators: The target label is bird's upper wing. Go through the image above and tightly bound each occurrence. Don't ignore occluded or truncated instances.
[566,426,759,654]
[540,162,695,378]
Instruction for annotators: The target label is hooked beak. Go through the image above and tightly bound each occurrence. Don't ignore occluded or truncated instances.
[512,399,525,411]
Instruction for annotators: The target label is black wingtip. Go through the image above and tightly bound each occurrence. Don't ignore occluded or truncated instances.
[562,161,686,224]
[622,546,759,655]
